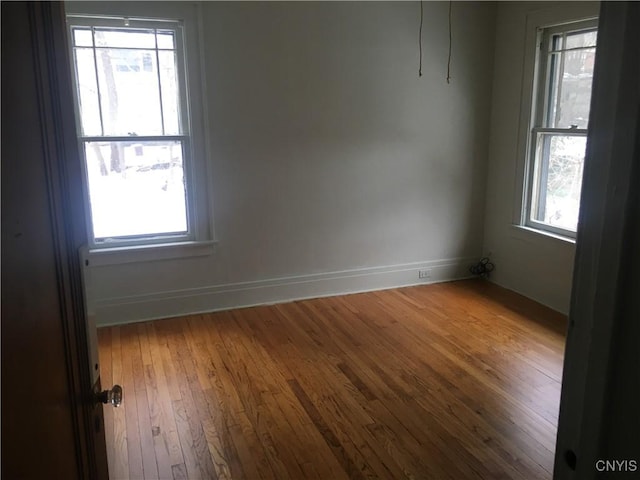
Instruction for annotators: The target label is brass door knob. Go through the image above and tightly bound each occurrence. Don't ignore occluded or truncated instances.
[97,384,122,407]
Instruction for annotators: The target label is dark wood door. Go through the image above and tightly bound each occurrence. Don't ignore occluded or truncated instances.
[1,2,108,479]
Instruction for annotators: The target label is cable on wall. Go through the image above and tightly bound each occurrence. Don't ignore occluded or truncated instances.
[447,0,452,83]
[418,1,423,77]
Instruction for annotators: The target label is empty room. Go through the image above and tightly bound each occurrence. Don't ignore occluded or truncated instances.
[3,1,639,479]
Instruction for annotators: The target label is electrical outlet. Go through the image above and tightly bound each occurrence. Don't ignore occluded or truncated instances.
[418,269,432,279]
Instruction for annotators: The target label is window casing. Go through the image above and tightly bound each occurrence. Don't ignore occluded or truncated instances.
[524,19,597,238]
[67,14,203,249]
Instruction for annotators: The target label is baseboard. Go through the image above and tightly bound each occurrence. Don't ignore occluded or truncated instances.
[94,257,476,326]
[487,276,569,316]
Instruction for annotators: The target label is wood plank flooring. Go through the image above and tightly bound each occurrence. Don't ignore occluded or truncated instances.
[97,279,567,480]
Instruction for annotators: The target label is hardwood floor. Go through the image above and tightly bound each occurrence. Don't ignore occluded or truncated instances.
[98,279,567,480]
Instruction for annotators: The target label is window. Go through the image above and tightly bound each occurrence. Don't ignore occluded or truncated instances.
[525,19,597,237]
[67,14,202,248]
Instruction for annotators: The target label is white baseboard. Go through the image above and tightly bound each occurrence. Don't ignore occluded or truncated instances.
[94,257,476,326]
[487,277,568,316]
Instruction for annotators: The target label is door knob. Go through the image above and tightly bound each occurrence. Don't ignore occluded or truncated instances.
[97,384,122,407]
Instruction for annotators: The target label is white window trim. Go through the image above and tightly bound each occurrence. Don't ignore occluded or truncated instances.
[85,240,216,267]
[510,224,576,246]
[65,1,216,264]
[513,3,600,242]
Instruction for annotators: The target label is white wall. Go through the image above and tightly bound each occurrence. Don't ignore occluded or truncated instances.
[482,1,599,315]
[79,1,497,325]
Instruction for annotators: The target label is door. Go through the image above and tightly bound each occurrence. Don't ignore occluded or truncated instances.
[554,2,640,477]
[1,2,110,479]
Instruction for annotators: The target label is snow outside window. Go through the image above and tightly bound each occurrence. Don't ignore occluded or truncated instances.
[68,17,195,247]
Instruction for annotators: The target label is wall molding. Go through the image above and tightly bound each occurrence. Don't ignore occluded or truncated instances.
[94,257,476,326]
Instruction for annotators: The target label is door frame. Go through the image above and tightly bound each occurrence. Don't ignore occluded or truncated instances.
[25,2,108,478]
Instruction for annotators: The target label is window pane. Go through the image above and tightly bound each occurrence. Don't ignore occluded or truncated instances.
[93,27,156,48]
[159,51,181,134]
[566,29,597,49]
[94,48,163,135]
[84,140,187,239]
[546,52,562,127]
[554,48,596,128]
[546,31,597,129]
[551,34,564,51]
[74,48,102,136]
[532,134,586,231]
[73,27,93,47]
[157,31,175,49]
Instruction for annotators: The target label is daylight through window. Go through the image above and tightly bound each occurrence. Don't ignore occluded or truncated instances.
[526,20,597,236]
[69,17,192,245]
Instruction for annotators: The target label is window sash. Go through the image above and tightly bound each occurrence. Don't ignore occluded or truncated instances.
[536,19,597,130]
[69,18,189,139]
[526,130,587,237]
[80,137,194,244]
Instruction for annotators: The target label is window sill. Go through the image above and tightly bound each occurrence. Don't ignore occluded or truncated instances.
[510,224,576,246]
[82,240,217,267]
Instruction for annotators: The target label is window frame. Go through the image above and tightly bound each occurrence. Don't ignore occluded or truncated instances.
[523,18,598,239]
[64,2,214,256]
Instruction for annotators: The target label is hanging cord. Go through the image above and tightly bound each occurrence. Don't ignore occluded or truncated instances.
[446,0,452,83]
[418,1,423,77]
